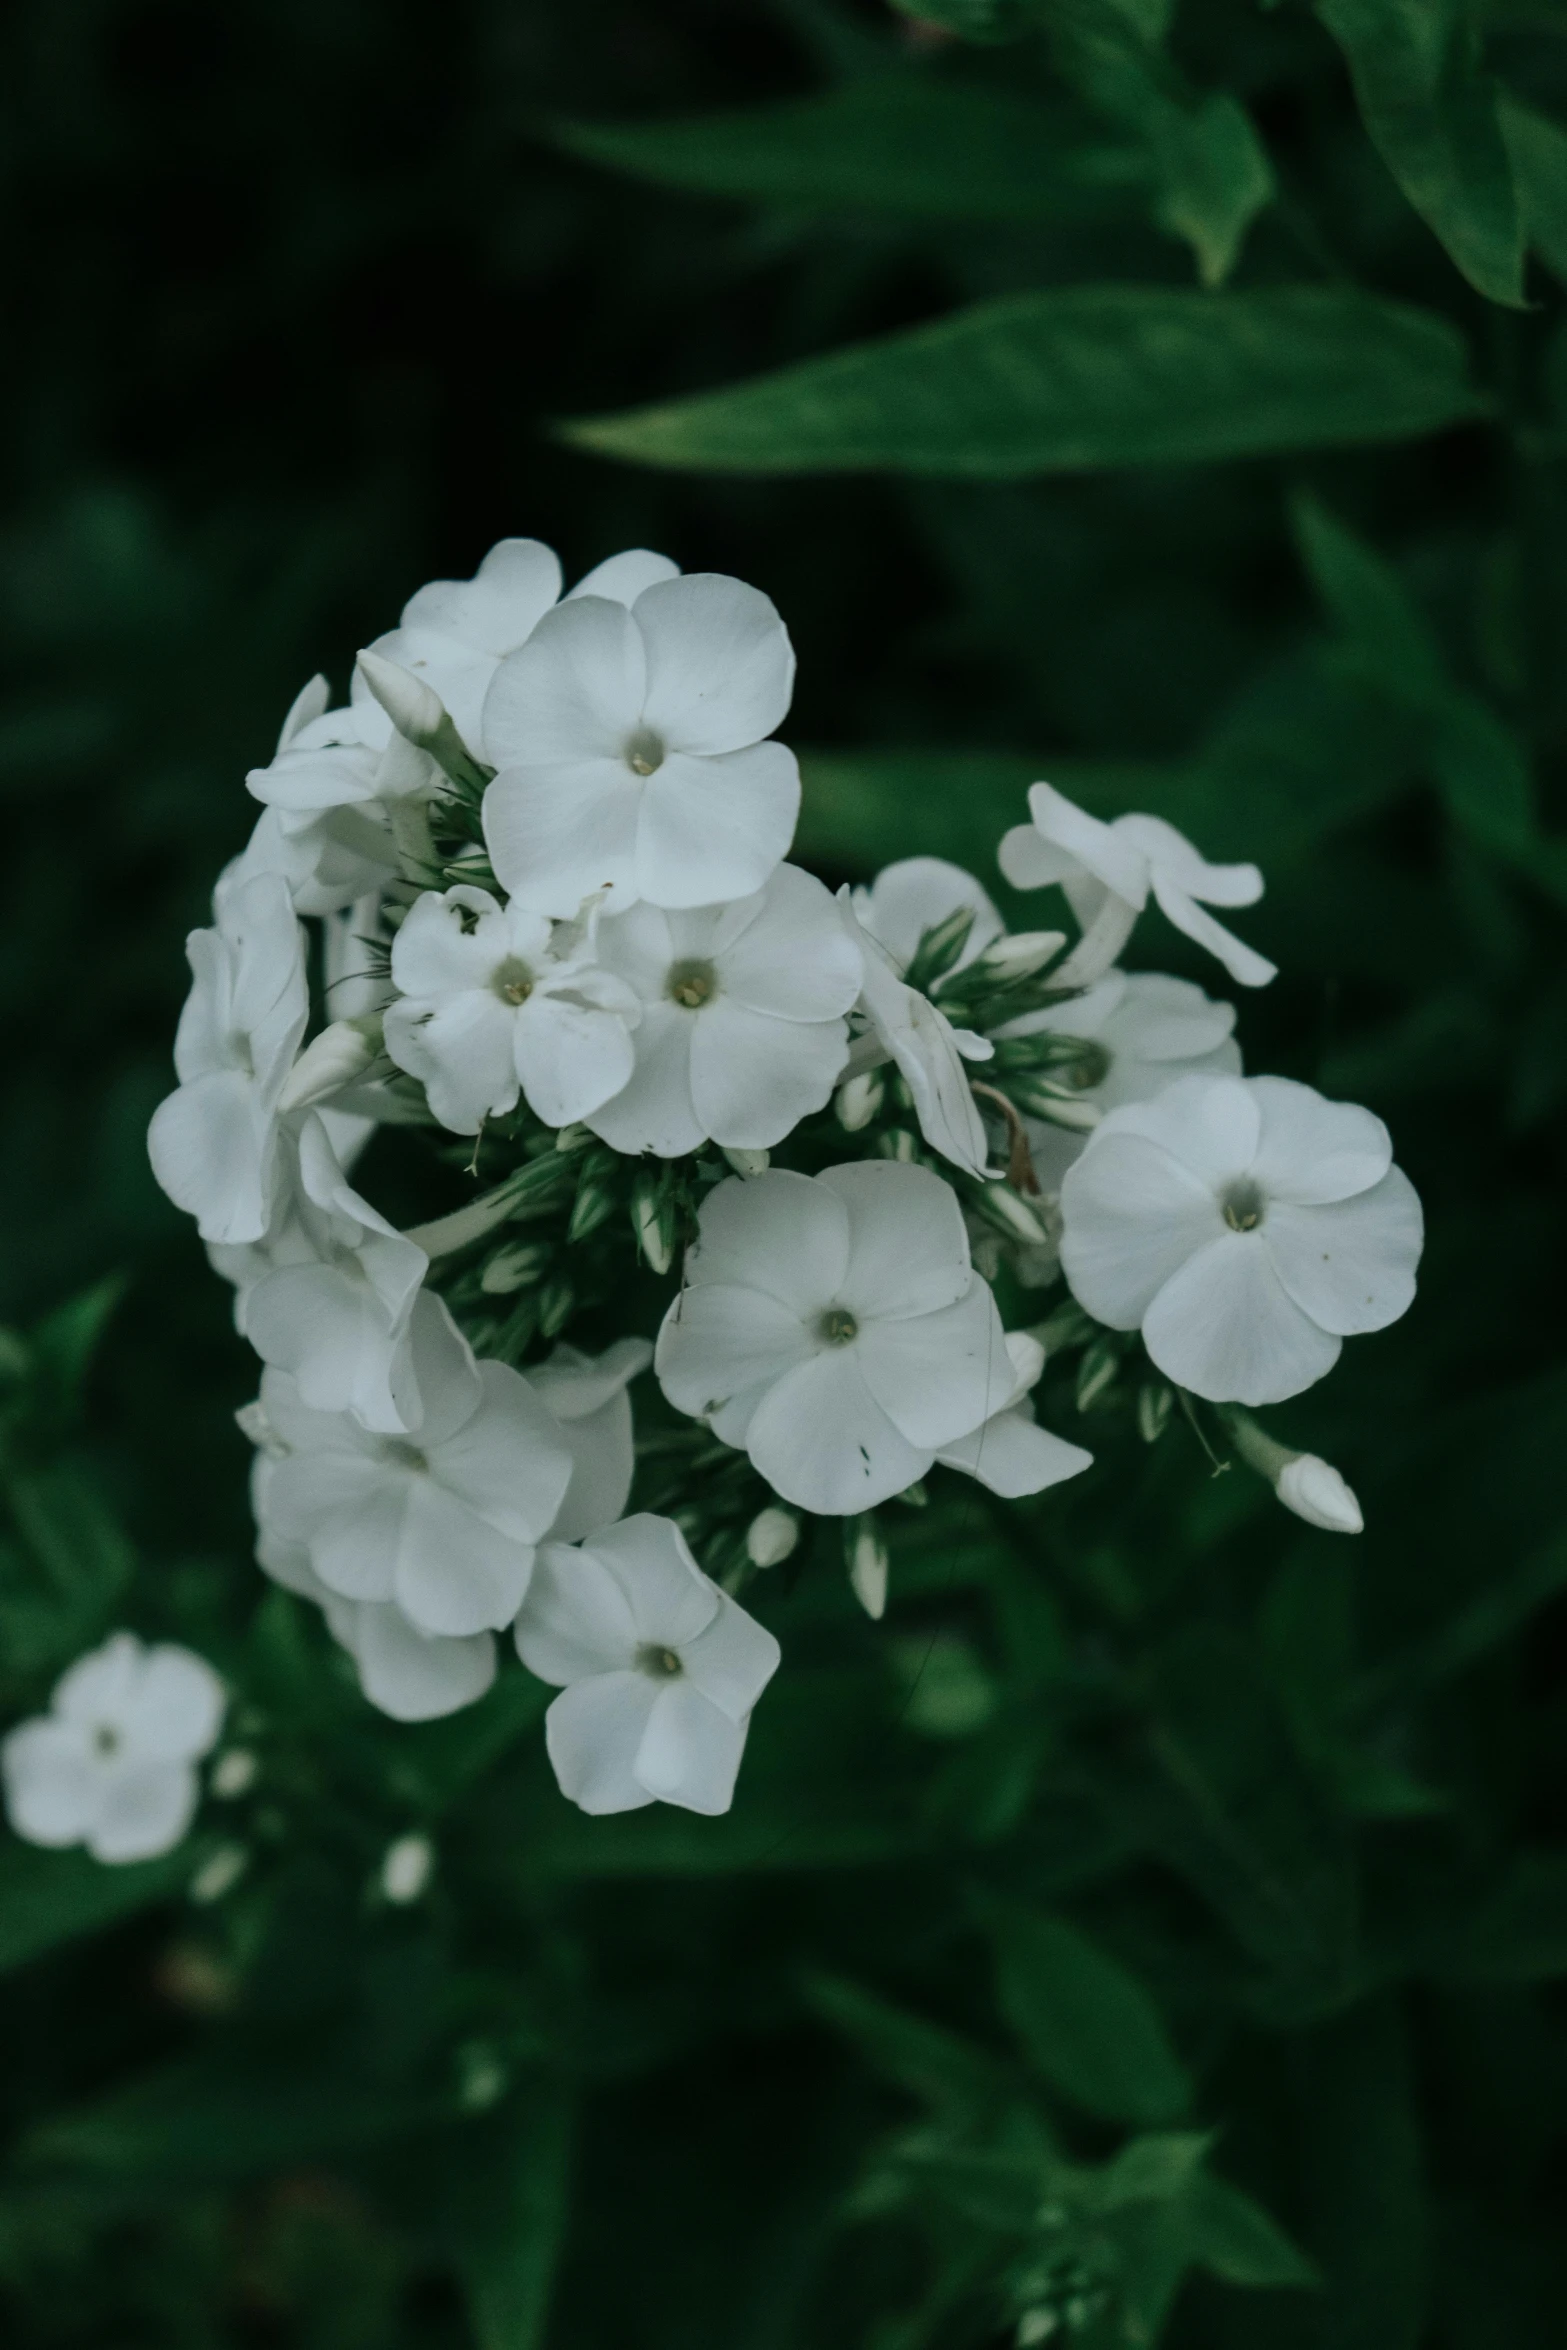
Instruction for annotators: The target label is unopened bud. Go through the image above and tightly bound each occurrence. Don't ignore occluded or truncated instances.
[972,929,1066,982]
[746,1507,799,1569]
[1136,1380,1174,1444]
[277,1016,381,1112]
[631,1172,676,1275]
[234,1400,286,1458]
[974,1183,1054,1248]
[356,647,446,746]
[211,1749,258,1799]
[380,1832,434,1905]
[537,1274,575,1338]
[722,1147,770,1179]
[847,1517,889,1620]
[1009,1078,1102,1130]
[1276,1453,1363,1535]
[1075,1335,1120,1412]
[480,1240,552,1296]
[568,1171,619,1243]
[836,1071,884,1131]
[190,1843,248,1905]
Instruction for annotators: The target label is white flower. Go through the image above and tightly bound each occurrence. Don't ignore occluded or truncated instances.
[247,695,439,865]
[252,1292,572,1637]
[933,1332,1093,1498]
[258,1519,500,1722]
[853,857,1003,975]
[1277,1454,1362,1534]
[838,892,992,1177]
[514,1514,780,1816]
[526,1337,652,1542]
[1059,1073,1423,1406]
[481,573,800,917]
[357,539,680,757]
[1005,969,1242,1194]
[586,865,860,1155]
[226,1113,428,1434]
[655,1162,1016,1516]
[3,1634,224,1864]
[230,678,400,915]
[383,886,640,1133]
[999,783,1275,990]
[147,871,309,1245]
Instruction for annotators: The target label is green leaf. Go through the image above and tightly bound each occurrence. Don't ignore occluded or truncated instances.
[8,1466,135,1604]
[26,1275,127,1418]
[450,2083,575,2350]
[1292,491,1445,697]
[1187,2172,1321,2289]
[1500,95,1567,283]
[1289,1998,1429,2350]
[563,286,1487,477]
[1317,0,1524,304]
[0,1837,196,1978]
[991,1907,1192,2125]
[554,75,1146,221]
[1440,1851,1567,1981]
[804,1971,1011,2116]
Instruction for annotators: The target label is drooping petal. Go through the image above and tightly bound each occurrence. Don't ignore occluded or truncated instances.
[685,1168,851,1310]
[745,1350,931,1516]
[823,1159,974,1323]
[1059,1134,1225,1329]
[483,757,644,916]
[482,593,648,768]
[853,1279,1013,1448]
[634,1684,748,1815]
[587,1515,721,1648]
[544,1675,659,1814]
[516,1539,642,1684]
[120,1647,225,1764]
[1027,783,1151,905]
[431,1362,573,1545]
[997,822,1081,892]
[1141,1232,1342,1405]
[934,1404,1094,1498]
[1150,873,1276,989]
[635,574,795,755]
[87,1762,198,1864]
[687,998,848,1148]
[1263,1167,1423,1336]
[347,1605,497,1722]
[715,864,864,1020]
[2,1719,98,1847]
[1115,812,1263,907]
[392,1478,535,1637]
[516,991,637,1128]
[677,1590,781,1722]
[1248,1076,1393,1206]
[634,741,800,910]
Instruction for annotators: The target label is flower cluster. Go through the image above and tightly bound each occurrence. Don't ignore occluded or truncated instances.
[43,530,1420,1848]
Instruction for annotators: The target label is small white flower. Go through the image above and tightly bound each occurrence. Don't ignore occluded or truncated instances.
[384,886,640,1133]
[853,857,1003,975]
[933,1331,1094,1498]
[1060,1073,1423,1406]
[586,865,861,1155]
[2,1633,225,1865]
[999,783,1275,990]
[252,1292,572,1637]
[229,679,399,915]
[147,872,309,1245]
[481,573,801,917]
[514,1514,780,1816]
[247,703,439,839]
[1005,969,1242,1195]
[838,892,992,1177]
[228,1113,428,1435]
[655,1162,1016,1516]
[1276,1453,1363,1534]
[527,1336,652,1542]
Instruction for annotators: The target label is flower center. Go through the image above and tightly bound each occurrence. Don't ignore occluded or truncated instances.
[667,958,718,1011]
[1222,1179,1265,1233]
[636,1643,684,1680]
[492,957,535,1007]
[92,1724,122,1758]
[819,1306,859,1345]
[624,727,666,778]
[385,1439,429,1472]
[1068,1041,1112,1091]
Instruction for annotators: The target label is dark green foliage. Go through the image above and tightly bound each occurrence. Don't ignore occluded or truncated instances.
[2,0,1566,2346]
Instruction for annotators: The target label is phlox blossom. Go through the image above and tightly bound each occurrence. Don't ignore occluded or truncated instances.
[3,1634,224,1864]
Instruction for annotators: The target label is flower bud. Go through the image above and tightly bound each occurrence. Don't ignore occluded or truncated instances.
[632,1171,676,1275]
[480,1240,553,1296]
[380,1832,434,1905]
[211,1749,258,1799]
[746,1507,799,1569]
[356,647,446,747]
[835,1071,884,1131]
[971,929,1066,982]
[722,1147,770,1179]
[190,1843,248,1905]
[972,1182,1054,1248]
[1276,1453,1363,1535]
[277,1016,381,1112]
[846,1517,889,1620]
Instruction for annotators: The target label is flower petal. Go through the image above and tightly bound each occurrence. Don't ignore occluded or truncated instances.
[686,1167,851,1310]
[822,1159,973,1322]
[678,1590,781,1721]
[148,1071,275,1246]
[1095,1072,1261,1189]
[516,992,636,1127]
[54,1635,142,1728]
[482,593,647,768]
[385,991,520,1135]
[2,1719,98,1847]
[430,1362,573,1545]
[87,1763,197,1863]
[588,1514,721,1648]
[585,999,702,1157]
[1248,1076,1392,1205]
[858,856,1003,974]
[544,1385,637,1542]
[853,1279,1013,1448]
[569,549,679,605]
[393,1478,535,1636]
[1027,783,1150,904]
[635,574,794,754]
[120,1648,225,1764]
[1142,1231,1342,1405]
[935,1404,1093,1498]
[1059,1134,1225,1329]
[1116,813,1263,907]
[635,1684,748,1814]
[483,757,644,918]
[746,1350,930,1515]
[347,1605,496,1722]
[688,999,848,1148]
[655,1282,817,1440]
[1150,872,1276,989]
[545,1675,660,1813]
[389,887,509,996]
[516,1539,642,1683]
[634,742,801,910]
[716,864,864,1019]
[402,537,563,653]
[1263,1166,1423,1336]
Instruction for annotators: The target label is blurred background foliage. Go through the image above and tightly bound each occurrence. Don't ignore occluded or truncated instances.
[2,0,1567,2343]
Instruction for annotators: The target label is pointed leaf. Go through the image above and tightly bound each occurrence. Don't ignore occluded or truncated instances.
[451,2083,576,2350]
[992,1907,1192,2125]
